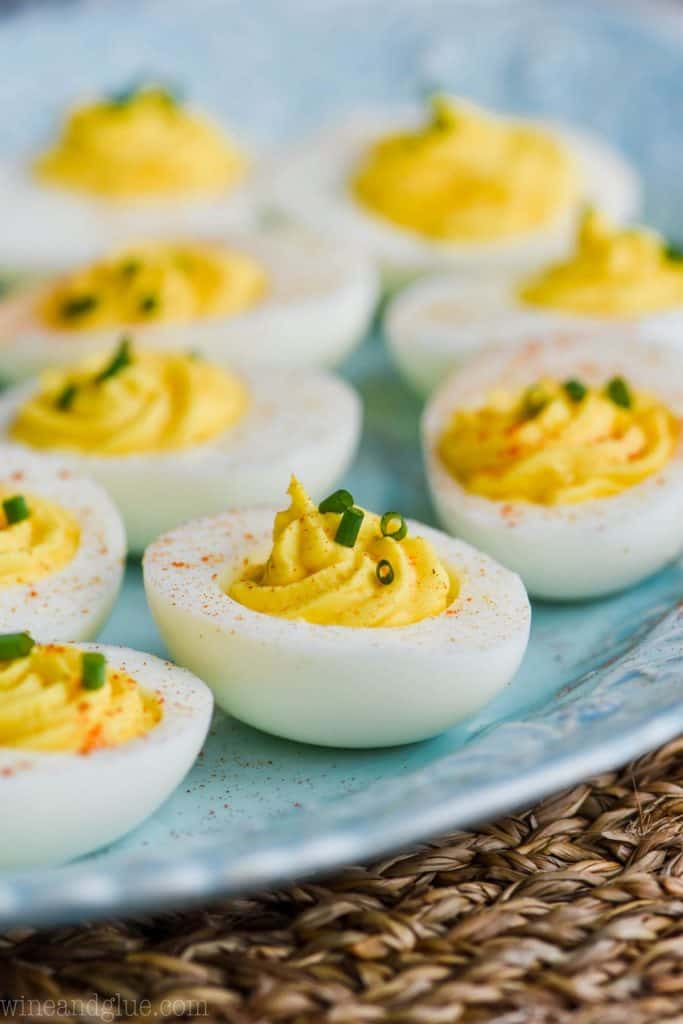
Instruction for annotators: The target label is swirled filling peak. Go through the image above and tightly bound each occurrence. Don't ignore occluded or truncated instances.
[34,84,245,198]
[0,490,80,587]
[229,477,453,627]
[519,210,683,316]
[0,641,161,753]
[9,341,247,456]
[351,95,577,241]
[438,376,679,505]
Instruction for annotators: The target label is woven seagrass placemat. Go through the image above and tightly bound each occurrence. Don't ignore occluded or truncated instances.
[2,737,683,1023]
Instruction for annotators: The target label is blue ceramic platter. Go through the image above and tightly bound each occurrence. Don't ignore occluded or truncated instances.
[1,0,683,927]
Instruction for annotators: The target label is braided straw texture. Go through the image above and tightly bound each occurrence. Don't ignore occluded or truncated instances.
[2,737,683,1023]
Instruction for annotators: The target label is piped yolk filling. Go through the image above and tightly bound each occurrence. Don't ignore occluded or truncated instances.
[351,95,577,242]
[40,243,267,331]
[0,490,80,587]
[438,378,679,505]
[0,644,161,753]
[520,211,683,316]
[229,477,453,627]
[10,345,247,456]
[34,86,245,198]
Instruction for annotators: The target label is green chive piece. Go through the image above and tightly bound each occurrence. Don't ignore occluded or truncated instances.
[56,383,78,411]
[82,652,107,691]
[606,376,632,409]
[107,81,141,108]
[664,240,683,262]
[563,378,587,403]
[139,294,159,315]
[95,337,133,384]
[376,559,394,586]
[522,383,550,419]
[119,259,141,278]
[380,511,407,541]
[335,506,364,547]
[61,294,98,319]
[3,494,29,525]
[319,489,353,515]
[0,631,34,661]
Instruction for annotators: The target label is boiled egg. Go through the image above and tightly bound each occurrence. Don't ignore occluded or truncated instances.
[270,95,640,280]
[0,639,212,868]
[423,335,683,600]
[143,477,531,748]
[387,211,683,395]
[0,341,362,552]
[0,233,378,384]
[0,447,125,640]
[0,84,261,271]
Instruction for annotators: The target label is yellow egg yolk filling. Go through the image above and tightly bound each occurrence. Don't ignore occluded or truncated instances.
[40,243,267,331]
[229,477,453,627]
[34,86,245,198]
[520,211,683,316]
[10,344,247,456]
[351,95,577,242]
[0,491,80,587]
[0,643,162,753]
[438,378,679,505]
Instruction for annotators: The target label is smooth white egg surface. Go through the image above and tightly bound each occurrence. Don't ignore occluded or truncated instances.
[0,447,125,640]
[0,368,362,553]
[423,336,683,600]
[270,107,640,279]
[386,271,683,398]
[0,232,379,383]
[143,507,531,748]
[0,643,213,869]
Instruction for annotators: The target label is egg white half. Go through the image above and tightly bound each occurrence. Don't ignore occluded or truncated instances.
[0,369,362,553]
[0,231,379,384]
[0,137,263,272]
[422,336,683,600]
[0,643,213,869]
[386,272,683,396]
[270,107,641,280]
[143,507,531,748]
[0,446,125,640]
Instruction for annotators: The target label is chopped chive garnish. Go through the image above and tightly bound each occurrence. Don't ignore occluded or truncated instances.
[319,489,353,514]
[664,240,683,262]
[107,81,141,108]
[120,259,141,278]
[56,383,78,411]
[606,376,632,409]
[380,511,407,541]
[187,348,202,361]
[139,293,159,315]
[0,631,34,660]
[522,384,549,419]
[563,378,587,403]
[335,506,364,547]
[3,494,29,525]
[82,652,107,691]
[376,559,394,585]
[95,337,133,383]
[60,294,98,319]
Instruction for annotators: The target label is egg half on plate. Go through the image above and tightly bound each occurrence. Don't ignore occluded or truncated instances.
[388,211,683,395]
[271,94,640,280]
[0,340,362,552]
[143,477,531,748]
[0,447,125,640]
[0,639,212,868]
[0,232,378,383]
[423,335,683,600]
[0,83,263,271]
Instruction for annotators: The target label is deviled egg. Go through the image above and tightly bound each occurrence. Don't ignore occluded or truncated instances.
[0,83,261,271]
[0,447,125,640]
[0,233,378,383]
[143,477,530,747]
[271,95,640,279]
[0,637,212,868]
[423,336,683,600]
[388,211,683,395]
[0,340,361,552]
